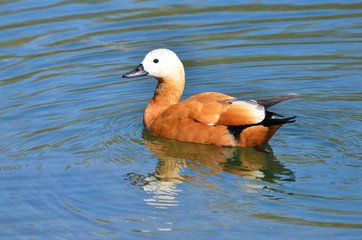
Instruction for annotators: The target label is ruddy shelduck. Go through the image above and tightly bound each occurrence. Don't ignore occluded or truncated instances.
[123,49,299,150]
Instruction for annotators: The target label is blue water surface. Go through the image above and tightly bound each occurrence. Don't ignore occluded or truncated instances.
[0,0,361,239]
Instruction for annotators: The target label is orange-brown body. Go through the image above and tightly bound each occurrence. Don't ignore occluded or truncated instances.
[145,92,284,147]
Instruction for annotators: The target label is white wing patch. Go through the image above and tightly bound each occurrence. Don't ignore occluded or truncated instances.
[227,99,265,123]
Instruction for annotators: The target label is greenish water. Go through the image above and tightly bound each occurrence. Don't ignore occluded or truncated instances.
[1,0,361,239]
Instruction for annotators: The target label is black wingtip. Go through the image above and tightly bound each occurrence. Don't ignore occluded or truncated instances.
[256,93,301,109]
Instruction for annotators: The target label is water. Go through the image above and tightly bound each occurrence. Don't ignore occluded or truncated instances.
[1,0,361,239]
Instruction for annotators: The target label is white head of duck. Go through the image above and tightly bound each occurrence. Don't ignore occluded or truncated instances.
[123,48,185,106]
[123,48,185,83]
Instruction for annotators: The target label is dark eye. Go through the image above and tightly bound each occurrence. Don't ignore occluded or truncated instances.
[153,59,159,63]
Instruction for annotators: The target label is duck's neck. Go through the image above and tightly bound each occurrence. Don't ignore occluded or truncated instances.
[144,74,185,130]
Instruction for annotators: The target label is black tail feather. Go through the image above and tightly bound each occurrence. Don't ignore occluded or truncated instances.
[227,113,297,142]
[262,115,296,127]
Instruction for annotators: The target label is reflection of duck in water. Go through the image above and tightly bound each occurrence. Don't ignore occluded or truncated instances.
[142,133,295,183]
[123,49,299,152]
[125,134,295,207]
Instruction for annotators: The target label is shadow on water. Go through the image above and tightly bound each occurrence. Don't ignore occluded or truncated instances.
[125,130,295,207]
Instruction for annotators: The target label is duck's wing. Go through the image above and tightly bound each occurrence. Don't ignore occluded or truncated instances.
[185,92,266,126]
[185,93,300,126]
[216,99,265,125]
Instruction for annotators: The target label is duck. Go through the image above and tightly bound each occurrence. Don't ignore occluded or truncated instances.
[123,49,299,151]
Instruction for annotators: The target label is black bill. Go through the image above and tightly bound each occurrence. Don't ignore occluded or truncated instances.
[122,64,148,78]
